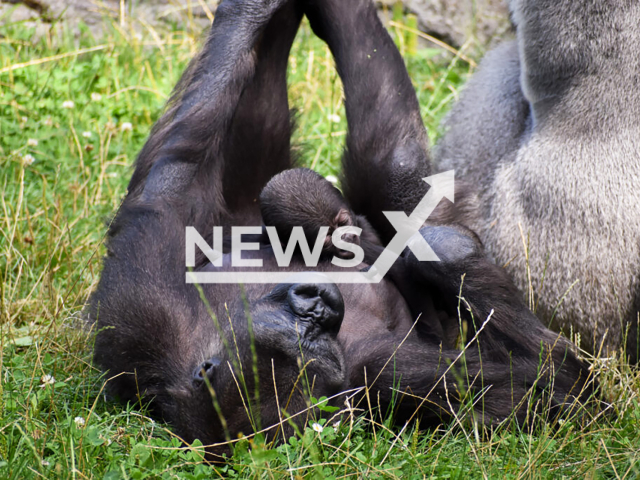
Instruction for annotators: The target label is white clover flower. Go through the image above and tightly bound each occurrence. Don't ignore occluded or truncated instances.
[91,92,103,102]
[27,138,38,147]
[325,175,338,185]
[333,421,340,429]
[82,131,92,139]
[21,116,28,123]
[62,100,75,109]
[121,122,133,132]
[328,114,341,123]
[40,374,55,386]
[74,416,86,427]
[41,460,50,467]
[311,422,323,433]
[22,154,35,166]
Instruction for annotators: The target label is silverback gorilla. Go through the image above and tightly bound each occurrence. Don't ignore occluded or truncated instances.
[89,0,595,460]
[436,0,640,363]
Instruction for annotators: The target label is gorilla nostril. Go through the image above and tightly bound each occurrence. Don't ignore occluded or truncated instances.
[292,284,320,300]
[288,283,345,330]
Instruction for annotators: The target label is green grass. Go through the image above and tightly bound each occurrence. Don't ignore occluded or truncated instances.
[1,10,639,480]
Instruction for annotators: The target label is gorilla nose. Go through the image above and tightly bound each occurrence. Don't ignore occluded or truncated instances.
[287,283,344,331]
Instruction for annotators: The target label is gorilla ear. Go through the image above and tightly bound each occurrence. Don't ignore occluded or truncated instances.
[192,357,222,386]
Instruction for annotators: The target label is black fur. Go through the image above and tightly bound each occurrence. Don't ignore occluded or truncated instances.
[89,0,597,461]
[259,167,380,258]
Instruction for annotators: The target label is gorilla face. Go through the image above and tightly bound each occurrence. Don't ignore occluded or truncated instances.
[176,279,346,456]
[244,281,346,393]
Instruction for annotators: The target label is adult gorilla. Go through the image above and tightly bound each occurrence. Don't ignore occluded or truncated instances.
[436,0,640,362]
[89,0,595,460]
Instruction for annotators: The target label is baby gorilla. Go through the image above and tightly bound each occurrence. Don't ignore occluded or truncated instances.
[259,168,380,259]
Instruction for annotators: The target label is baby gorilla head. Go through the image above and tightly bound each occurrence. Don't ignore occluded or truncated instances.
[260,168,371,259]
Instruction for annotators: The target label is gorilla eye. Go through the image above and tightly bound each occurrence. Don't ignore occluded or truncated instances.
[192,357,221,386]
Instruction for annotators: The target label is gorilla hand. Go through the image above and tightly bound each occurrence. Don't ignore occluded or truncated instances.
[401,225,483,290]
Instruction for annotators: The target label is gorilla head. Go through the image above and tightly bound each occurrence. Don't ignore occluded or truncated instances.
[260,168,381,260]
[165,281,345,450]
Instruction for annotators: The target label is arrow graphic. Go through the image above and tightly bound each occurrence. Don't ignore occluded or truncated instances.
[363,170,455,283]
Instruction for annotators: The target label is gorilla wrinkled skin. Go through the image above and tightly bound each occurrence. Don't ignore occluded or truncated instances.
[89,0,596,460]
[436,0,640,362]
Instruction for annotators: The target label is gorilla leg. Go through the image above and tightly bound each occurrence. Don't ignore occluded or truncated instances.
[305,0,596,424]
[220,2,304,222]
[91,0,306,450]
[305,0,431,242]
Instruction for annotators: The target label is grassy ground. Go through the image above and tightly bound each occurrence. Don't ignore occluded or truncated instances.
[1,8,639,480]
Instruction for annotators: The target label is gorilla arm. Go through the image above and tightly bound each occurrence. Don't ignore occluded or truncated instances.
[305,0,432,243]
[353,226,596,425]
[90,0,301,444]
